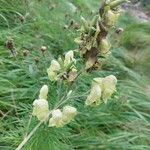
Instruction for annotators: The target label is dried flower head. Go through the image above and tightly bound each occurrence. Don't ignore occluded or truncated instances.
[40,46,47,53]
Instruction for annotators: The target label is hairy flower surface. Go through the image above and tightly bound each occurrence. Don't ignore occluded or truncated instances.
[32,99,49,122]
[86,75,117,106]
[39,85,48,100]
[50,60,61,71]
[47,60,60,81]
[62,106,77,124]
[102,75,117,103]
[49,109,64,127]
[85,84,102,106]
[49,106,77,127]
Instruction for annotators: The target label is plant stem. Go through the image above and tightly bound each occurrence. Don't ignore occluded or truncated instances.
[16,82,78,150]
[16,120,43,150]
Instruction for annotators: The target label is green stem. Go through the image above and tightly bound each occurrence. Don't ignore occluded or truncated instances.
[110,0,129,8]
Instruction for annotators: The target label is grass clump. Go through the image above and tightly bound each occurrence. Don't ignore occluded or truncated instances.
[0,0,150,150]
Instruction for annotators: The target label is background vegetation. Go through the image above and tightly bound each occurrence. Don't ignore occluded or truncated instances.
[0,0,150,150]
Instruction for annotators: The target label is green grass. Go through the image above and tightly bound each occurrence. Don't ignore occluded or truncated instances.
[0,0,150,150]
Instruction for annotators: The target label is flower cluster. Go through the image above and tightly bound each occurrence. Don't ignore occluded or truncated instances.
[31,0,126,129]
[32,85,77,127]
[74,0,127,69]
[85,75,117,106]
[47,50,77,82]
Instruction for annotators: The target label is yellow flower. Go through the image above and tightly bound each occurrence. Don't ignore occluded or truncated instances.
[49,109,64,127]
[49,106,77,128]
[64,50,76,67]
[85,84,102,106]
[47,69,58,81]
[32,99,49,122]
[39,85,48,100]
[62,106,77,124]
[47,60,60,81]
[102,75,117,103]
[85,75,117,106]
[49,60,61,71]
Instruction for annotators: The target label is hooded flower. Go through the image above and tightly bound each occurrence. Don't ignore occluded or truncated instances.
[49,106,77,128]
[85,83,102,106]
[50,60,61,71]
[85,75,117,106]
[47,60,60,81]
[62,106,77,124]
[49,109,64,127]
[32,85,49,122]
[64,50,76,67]
[102,75,117,103]
[32,99,49,122]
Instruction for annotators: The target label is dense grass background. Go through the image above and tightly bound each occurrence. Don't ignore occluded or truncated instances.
[0,0,150,150]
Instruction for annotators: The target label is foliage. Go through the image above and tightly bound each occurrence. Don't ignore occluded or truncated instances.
[0,0,150,150]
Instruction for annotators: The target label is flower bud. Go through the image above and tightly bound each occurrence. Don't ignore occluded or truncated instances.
[32,99,49,122]
[23,50,29,57]
[39,85,48,100]
[40,46,47,53]
[81,16,89,32]
[115,27,124,34]
[49,109,63,127]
